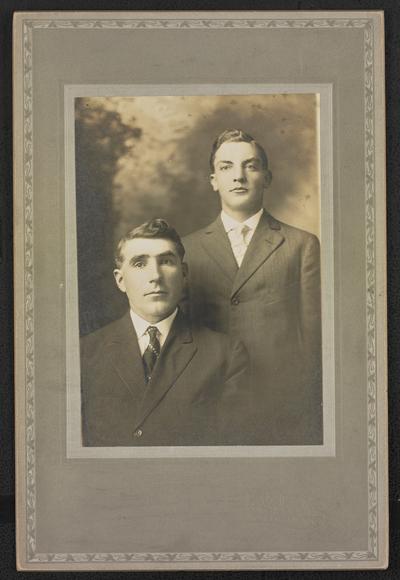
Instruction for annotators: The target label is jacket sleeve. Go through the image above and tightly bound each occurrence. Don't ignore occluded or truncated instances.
[300,233,322,363]
[299,233,323,442]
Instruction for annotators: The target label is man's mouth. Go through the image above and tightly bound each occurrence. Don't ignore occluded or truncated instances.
[144,290,167,297]
[231,187,248,192]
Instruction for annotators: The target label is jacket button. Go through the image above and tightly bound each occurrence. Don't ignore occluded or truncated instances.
[133,429,143,438]
[231,296,240,305]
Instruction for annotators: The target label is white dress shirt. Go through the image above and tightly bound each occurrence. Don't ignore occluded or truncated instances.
[221,209,264,266]
[130,308,178,356]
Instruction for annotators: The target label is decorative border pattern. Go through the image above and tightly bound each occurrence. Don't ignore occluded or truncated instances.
[30,550,372,564]
[364,21,378,559]
[22,17,378,565]
[23,21,37,559]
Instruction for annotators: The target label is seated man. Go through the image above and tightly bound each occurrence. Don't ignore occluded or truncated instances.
[81,218,248,446]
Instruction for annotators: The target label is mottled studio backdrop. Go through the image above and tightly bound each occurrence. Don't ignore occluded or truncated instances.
[75,94,320,335]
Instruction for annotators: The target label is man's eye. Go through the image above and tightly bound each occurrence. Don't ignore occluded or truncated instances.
[219,165,230,171]
[246,164,258,170]
[161,257,173,265]
[133,261,145,268]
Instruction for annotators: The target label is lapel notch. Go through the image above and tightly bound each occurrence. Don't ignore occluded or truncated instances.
[107,312,147,395]
[231,210,285,297]
[200,217,238,281]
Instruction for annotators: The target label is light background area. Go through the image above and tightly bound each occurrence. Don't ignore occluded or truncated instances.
[77,93,320,240]
[74,90,321,335]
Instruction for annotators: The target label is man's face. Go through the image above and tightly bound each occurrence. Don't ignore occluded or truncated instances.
[113,237,187,323]
[210,141,271,217]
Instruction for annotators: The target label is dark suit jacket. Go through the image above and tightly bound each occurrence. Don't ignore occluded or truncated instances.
[81,310,249,446]
[183,210,322,445]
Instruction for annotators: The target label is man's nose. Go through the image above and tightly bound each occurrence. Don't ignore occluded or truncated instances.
[233,166,246,182]
[148,259,162,282]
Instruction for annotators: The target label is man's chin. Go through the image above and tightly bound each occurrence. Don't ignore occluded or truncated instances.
[146,306,176,323]
[226,198,262,212]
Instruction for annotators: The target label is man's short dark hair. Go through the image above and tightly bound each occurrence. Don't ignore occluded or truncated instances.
[209,128,269,172]
[115,218,185,268]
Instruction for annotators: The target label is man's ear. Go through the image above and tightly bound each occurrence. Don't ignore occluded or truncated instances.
[180,262,189,303]
[181,262,189,278]
[210,173,219,192]
[264,169,272,189]
[113,269,126,293]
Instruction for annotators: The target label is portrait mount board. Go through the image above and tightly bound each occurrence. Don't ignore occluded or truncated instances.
[13,10,387,571]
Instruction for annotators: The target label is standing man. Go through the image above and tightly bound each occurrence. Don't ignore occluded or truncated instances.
[184,129,322,445]
[81,218,248,446]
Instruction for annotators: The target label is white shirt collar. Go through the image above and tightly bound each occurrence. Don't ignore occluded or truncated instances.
[130,308,178,344]
[221,208,264,233]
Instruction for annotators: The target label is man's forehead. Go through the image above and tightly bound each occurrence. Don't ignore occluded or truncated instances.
[214,140,261,161]
[121,237,177,257]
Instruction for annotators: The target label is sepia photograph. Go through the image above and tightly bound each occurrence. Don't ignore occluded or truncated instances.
[73,93,324,448]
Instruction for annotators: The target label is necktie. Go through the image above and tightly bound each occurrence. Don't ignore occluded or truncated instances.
[231,224,250,266]
[142,326,160,382]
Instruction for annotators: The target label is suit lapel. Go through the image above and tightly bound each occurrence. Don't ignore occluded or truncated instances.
[231,210,285,297]
[107,312,147,395]
[199,217,238,281]
[133,312,197,430]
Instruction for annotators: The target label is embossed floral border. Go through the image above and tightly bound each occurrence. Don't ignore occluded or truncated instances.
[20,15,381,567]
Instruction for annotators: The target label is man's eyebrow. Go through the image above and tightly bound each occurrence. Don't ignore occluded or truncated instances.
[243,157,262,164]
[128,251,177,264]
[129,254,148,264]
[216,157,262,165]
[157,251,177,259]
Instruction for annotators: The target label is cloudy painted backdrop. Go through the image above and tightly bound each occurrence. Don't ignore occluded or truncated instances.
[75,94,320,334]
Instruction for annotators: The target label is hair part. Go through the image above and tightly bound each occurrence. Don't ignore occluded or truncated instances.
[209,128,269,171]
[114,218,185,268]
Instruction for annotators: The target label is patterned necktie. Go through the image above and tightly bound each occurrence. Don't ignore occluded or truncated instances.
[142,326,160,382]
[231,224,250,266]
